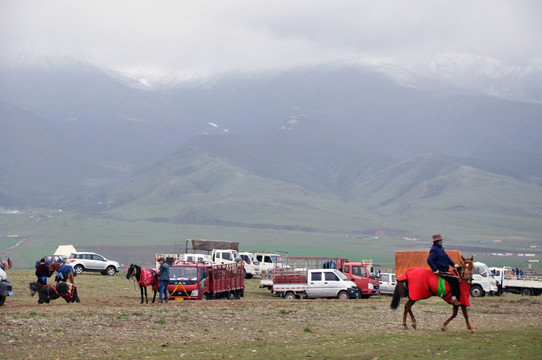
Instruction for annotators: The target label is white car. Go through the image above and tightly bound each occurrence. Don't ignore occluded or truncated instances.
[68,252,120,276]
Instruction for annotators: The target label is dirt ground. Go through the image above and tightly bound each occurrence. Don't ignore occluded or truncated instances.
[2,270,542,359]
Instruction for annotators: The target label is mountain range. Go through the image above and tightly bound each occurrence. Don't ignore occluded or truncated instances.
[1,56,542,240]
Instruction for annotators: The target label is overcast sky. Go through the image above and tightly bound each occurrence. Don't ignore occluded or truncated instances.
[1,0,541,79]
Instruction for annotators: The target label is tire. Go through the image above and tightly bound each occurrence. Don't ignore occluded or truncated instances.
[338,291,350,300]
[521,288,532,297]
[470,285,484,298]
[74,265,84,275]
[227,292,235,300]
[105,266,116,276]
[0,295,5,306]
[284,292,296,300]
[201,293,209,300]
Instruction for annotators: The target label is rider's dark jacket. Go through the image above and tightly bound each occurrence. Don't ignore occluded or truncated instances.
[427,243,456,272]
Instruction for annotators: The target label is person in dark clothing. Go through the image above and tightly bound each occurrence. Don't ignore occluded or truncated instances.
[157,257,170,303]
[35,258,51,285]
[427,234,461,305]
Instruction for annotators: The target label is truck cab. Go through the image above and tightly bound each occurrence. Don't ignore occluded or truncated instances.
[211,249,241,265]
[470,262,499,297]
[378,272,396,295]
[341,262,380,298]
[239,251,260,278]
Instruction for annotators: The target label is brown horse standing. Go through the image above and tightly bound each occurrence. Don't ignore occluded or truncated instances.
[391,256,475,333]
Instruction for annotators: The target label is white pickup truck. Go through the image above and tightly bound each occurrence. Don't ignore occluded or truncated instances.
[273,268,360,299]
[490,266,542,296]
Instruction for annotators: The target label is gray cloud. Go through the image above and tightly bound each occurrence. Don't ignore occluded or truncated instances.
[1,0,541,77]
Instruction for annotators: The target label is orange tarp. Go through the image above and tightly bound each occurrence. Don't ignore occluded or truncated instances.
[395,250,462,278]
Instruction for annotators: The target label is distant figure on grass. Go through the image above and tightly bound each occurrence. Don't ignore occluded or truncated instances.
[157,257,170,303]
[35,258,51,285]
[427,234,461,305]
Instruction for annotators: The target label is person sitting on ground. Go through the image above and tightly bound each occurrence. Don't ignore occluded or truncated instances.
[427,234,461,306]
[35,258,51,285]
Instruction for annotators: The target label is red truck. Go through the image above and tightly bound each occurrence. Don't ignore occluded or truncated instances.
[168,261,245,300]
[341,262,380,298]
[271,256,379,298]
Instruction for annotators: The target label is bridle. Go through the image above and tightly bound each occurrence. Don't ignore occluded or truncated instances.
[458,258,474,284]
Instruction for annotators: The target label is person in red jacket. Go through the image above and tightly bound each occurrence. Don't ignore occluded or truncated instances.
[35,258,51,285]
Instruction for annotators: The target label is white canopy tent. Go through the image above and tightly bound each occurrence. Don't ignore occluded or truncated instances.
[54,245,77,257]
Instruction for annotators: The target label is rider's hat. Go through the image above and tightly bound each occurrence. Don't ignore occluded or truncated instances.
[432,234,443,242]
[159,257,165,262]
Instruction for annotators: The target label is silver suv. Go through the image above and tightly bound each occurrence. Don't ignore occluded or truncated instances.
[68,252,120,276]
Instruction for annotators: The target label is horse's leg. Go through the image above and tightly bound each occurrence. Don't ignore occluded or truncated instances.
[441,305,459,331]
[152,289,157,303]
[139,286,145,304]
[460,305,475,333]
[402,300,416,330]
[144,286,149,304]
[406,300,417,329]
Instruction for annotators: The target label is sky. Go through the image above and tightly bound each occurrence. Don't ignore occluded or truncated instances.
[1,0,542,80]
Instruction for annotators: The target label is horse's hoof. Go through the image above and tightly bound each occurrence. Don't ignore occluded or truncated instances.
[402,325,409,330]
[412,324,416,330]
[470,329,476,334]
[441,327,446,332]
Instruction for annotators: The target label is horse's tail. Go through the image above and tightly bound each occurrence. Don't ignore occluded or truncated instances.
[390,280,406,310]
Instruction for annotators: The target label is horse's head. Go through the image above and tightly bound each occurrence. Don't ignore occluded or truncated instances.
[29,282,40,296]
[459,256,474,284]
[126,264,135,279]
[126,264,141,280]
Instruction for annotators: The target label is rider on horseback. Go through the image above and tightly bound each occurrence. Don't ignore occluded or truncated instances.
[427,234,461,306]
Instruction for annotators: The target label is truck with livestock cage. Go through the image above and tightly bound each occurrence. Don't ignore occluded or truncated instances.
[167,261,245,300]
[395,250,498,297]
[490,266,542,296]
[268,256,378,298]
[273,268,360,299]
[155,238,258,279]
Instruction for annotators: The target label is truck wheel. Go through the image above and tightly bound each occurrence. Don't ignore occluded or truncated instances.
[227,292,235,300]
[74,265,84,275]
[0,295,5,306]
[201,293,209,300]
[284,292,296,300]
[470,285,484,297]
[521,288,532,297]
[338,291,350,300]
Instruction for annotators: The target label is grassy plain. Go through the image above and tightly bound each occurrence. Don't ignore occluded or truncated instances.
[2,208,541,274]
[1,270,541,359]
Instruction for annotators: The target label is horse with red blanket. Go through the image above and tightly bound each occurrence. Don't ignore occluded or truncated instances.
[126,264,159,304]
[391,256,475,333]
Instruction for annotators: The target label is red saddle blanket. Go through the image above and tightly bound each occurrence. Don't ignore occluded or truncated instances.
[397,267,471,306]
[139,268,159,289]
